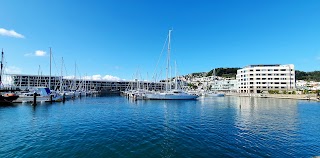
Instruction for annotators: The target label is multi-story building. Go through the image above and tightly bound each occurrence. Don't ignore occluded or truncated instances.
[7,74,166,93]
[236,64,295,93]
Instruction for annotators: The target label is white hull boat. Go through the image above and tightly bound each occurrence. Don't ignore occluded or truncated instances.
[145,90,198,100]
[14,87,63,103]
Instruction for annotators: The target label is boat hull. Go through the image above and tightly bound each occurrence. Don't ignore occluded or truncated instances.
[145,93,198,100]
[205,93,225,97]
[0,95,19,103]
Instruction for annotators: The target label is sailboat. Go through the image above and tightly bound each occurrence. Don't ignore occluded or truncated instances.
[14,48,63,103]
[145,30,198,100]
[205,68,225,97]
[0,49,19,103]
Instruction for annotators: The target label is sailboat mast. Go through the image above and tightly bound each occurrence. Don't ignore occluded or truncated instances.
[166,30,172,92]
[49,47,51,90]
[0,49,4,85]
[60,57,63,92]
[175,61,177,90]
[74,61,76,90]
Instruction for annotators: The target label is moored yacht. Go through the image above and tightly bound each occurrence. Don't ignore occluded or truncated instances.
[144,30,198,100]
[145,89,198,100]
[0,49,19,103]
[0,93,19,104]
[205,91,225,97]
[14,87,62,103]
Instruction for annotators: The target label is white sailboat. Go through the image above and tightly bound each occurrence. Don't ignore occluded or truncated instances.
[15,48,63,103]
[205,68,225,97]
[145,30,198,100]
[14,87,62,103]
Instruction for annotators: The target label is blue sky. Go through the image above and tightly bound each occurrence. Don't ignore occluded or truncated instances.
[1,0,320,81]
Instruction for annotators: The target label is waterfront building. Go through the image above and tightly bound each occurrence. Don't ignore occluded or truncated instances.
[236,64,295,93]
[210,78,238,92]
[7,74,166,93]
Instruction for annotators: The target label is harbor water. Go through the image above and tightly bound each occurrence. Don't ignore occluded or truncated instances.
[0,96,319,157]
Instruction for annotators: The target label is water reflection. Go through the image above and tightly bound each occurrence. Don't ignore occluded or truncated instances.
[1,96,319,157]
[233,97,300,156]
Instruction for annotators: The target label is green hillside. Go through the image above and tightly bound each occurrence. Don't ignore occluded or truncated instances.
[206,68,240,78]
[295,70,320,81]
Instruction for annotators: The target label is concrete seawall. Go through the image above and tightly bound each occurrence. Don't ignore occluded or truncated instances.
[225,93,319,101]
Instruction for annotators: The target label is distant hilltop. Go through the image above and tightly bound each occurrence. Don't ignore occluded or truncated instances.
[183,67,240,79]
[184,67,320,82]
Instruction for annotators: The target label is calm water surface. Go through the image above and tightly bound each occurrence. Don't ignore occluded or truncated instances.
[0,96,319,157]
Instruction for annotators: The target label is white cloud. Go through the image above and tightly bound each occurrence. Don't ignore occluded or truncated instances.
[102,75,121,81]
[35,50,46,56]
[24,50,47,57]
[4,66,22,74]
[0,28,25,38]
[24,53,32,56]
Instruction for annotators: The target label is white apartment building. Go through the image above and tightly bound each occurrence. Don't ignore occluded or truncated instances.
[236,64,295,93]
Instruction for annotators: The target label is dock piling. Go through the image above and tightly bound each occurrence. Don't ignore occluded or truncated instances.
[32,92,37,106]
[50,95,53,103]
[63,93,66,103]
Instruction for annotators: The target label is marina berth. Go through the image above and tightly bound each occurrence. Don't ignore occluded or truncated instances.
[145,89,198,100]
[9,74,166,94]
[0,93,19,104]
[0,49,19,104]
[144,30,198,100]
[14,87,62,103]
[204,91,225,97]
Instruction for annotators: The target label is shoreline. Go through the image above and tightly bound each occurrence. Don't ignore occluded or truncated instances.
[225,93,319,101]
